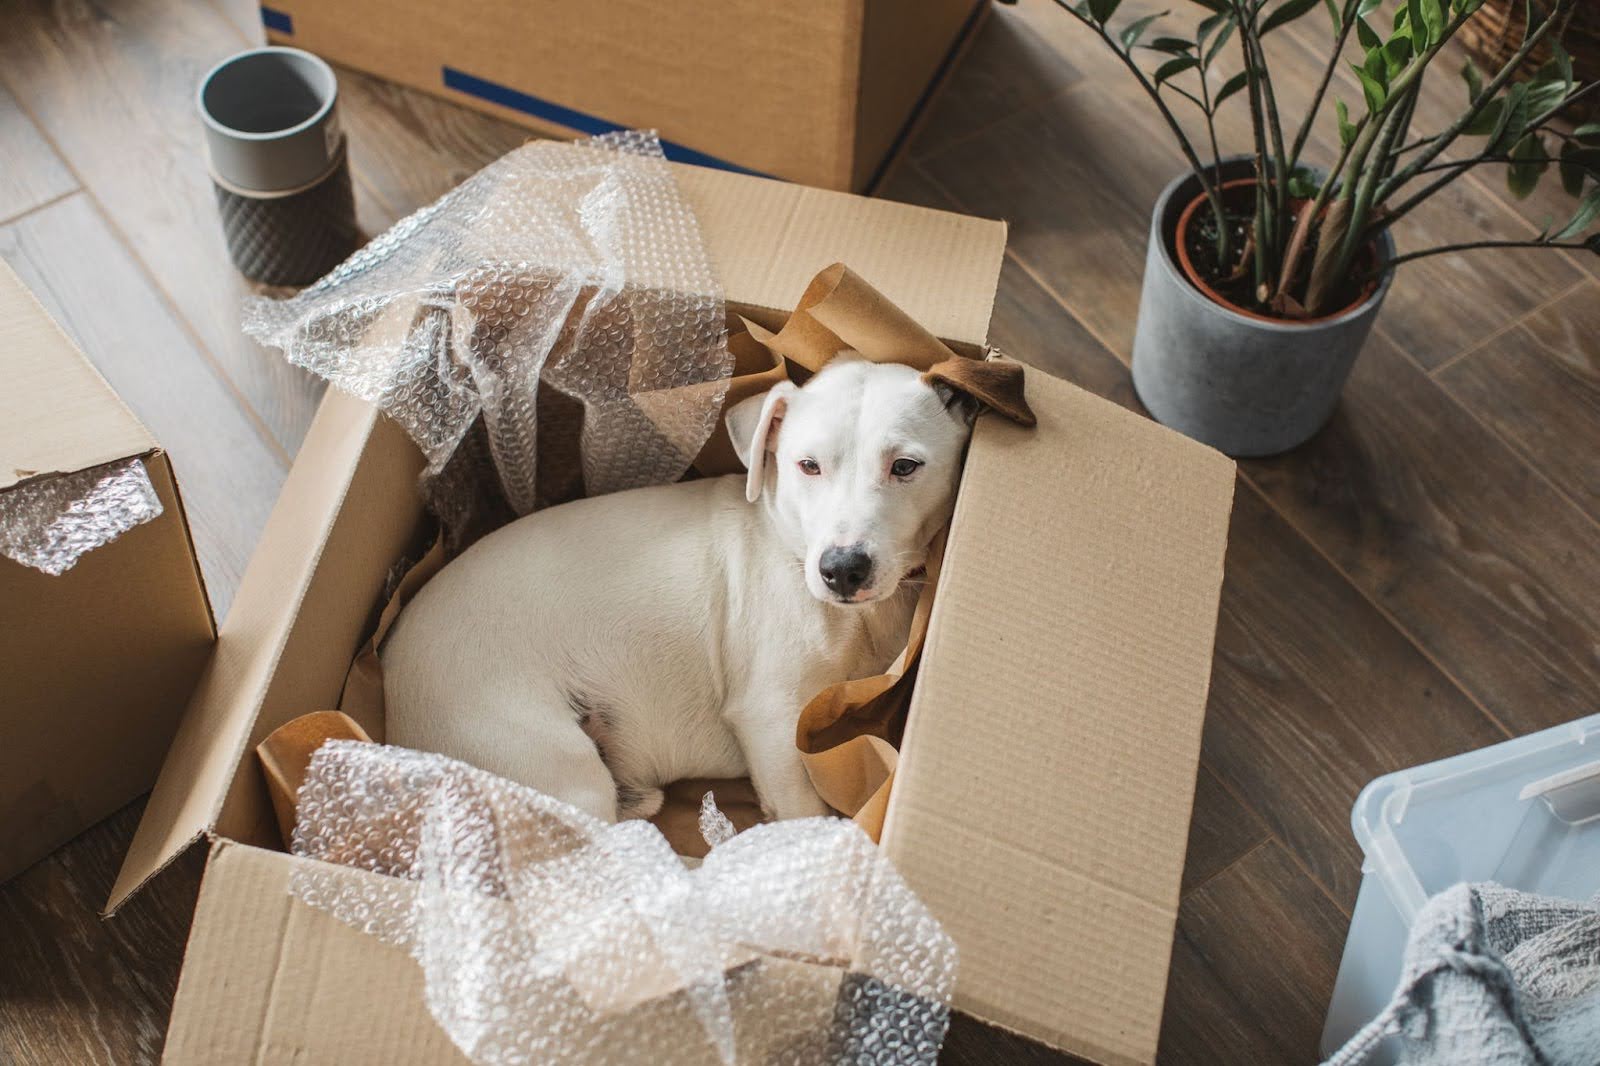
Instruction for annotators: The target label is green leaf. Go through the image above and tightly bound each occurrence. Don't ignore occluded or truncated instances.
[1155,55,1200,83]
[1418,0,1445,45]
[1087,0,1122,24]
[1336,98,1357,147]
[1463,95,1504,136]
[1455,0,1485,14]
[1188,0,1227,10]
[1362,43,1390,86]
[1356,15,1382,51]
[1559,139,1589,197]
[1323,0,1342,32]
[1398,0,1415,31]
[1120,12,1166,49]
[1382,35,1413,77]
[1215,70,1250,106]
[1204,14,1237,63]
[1196,9,1228,44]
[1145,35,1196,53]
[1260,0,1321,36]
[1486,83,1530,156]
[1544,42,1573,91]
[1461,60,1483,102]
[1552,186,1600,240]
[1286,166,1320,198]
[1358,0,1382,14]
[1353,63,1388,113]
[1507,132,1548,200]
[1576,123,1600,144]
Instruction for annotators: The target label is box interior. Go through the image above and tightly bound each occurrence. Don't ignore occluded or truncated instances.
[118,159,1237,1064]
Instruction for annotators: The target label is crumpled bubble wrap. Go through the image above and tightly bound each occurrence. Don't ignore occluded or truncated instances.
[0,459,163,575]
[291,741,957,1065]
[242,130,732,520]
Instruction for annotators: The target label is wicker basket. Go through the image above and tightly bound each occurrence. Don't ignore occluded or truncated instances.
[1457,1,1600,123]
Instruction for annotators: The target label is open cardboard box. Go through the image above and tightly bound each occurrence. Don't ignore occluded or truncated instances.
[0,261,215,883]
[111,164,1236,1065]
[259,0,987,192]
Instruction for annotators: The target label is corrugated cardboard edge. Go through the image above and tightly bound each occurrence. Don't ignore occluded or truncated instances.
[0,259,156,492]
[881,368,1236,1064]
[165,839,469,1064]
[148,448,219,634]
[106,392,398,913]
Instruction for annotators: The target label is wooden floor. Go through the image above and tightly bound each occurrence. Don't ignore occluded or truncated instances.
[1,0,1596,1062]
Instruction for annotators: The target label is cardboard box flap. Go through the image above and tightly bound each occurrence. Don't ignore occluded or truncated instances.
[0,259,155,491]
[109,391,424,912]
[881,369,1235,1064]
[672,164,1003,352]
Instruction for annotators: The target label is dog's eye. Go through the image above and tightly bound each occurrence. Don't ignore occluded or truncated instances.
[890,458,923,478]
[798,458,821,476]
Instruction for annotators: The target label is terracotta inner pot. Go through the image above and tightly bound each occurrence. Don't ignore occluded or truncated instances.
[1174,177,1381,324]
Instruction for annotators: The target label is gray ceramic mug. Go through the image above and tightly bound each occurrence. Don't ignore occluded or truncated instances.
[198,47,358,285]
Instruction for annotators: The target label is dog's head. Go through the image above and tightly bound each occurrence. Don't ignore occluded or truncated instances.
[728,354,1025,606]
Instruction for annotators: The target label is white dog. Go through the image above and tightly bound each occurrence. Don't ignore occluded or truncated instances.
[383,355,1011,824]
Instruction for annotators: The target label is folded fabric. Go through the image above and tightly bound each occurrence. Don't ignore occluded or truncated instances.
[1325,882,1600,1066]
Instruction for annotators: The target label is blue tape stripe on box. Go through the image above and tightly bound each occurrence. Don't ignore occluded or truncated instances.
[441,66,771,178]
[260,6,293,34]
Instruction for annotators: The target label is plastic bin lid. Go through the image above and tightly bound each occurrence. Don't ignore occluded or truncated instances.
[1352,714,1600,923]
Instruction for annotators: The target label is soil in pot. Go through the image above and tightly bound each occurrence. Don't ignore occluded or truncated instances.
[1177,178,1380,323]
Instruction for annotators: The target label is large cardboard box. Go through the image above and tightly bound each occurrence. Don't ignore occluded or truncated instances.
[0,261,215,883]
[259,0,987,192]
[112,165,1236,1065]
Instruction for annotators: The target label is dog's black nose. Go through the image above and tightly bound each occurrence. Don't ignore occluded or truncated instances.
[819,545,873,598]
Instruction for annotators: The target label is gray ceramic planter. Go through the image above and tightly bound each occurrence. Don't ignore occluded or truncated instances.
[1131,160,1396,457]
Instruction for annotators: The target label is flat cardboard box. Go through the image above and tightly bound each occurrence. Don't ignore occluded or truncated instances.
[259,0,987,192]
[0,260,215,883]
[113,163,1236,1065]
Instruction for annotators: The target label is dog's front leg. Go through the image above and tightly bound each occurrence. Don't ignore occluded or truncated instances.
[730,694,831,821]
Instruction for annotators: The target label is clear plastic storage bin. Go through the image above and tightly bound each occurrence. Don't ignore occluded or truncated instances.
[1320,714,1600,1062]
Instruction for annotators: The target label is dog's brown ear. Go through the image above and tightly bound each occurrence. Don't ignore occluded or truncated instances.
[922,358,1036,427]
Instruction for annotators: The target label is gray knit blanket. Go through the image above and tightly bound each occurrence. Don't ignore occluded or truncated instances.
[1325,883,1600,1065]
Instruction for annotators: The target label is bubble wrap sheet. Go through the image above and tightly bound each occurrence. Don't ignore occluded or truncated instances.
[0,459,163,575]
[242,130,731,517]
[291,741,957,1065]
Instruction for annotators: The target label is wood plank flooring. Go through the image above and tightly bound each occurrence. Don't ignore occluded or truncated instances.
[2,0,1596,1062]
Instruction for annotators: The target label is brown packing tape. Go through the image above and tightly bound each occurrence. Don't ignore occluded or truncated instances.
[742,263,957,373]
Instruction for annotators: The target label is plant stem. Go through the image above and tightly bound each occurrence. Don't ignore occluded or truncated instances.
[1374,237,1595,272]
[1194,47,1232,266]
[1374,80,1600,234]
[1236,1,1275,296]
[1274,116,1365,300]
[1373,0,1575,206]
[1289,0,1363,170]
[1249,26,1290,283]
[1048,1,1230,268]
[1335,83,1416,274]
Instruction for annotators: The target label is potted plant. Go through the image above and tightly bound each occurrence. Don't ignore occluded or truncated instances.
[1042,0,1600,455]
